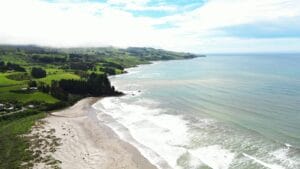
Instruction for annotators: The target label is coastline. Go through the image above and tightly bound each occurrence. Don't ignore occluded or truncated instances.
[30,58,202,169]
[32,97,158,169]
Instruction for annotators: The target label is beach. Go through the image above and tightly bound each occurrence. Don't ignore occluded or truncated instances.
[32,97,157,169]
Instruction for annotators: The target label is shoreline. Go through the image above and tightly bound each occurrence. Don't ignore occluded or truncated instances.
[30,58,201,169]
[32,97,158,169]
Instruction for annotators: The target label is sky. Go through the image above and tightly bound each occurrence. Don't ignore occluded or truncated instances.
[0,0,300,53]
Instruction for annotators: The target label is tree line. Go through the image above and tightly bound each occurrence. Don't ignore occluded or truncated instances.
[0,61,26,72]
[38,73,122,101]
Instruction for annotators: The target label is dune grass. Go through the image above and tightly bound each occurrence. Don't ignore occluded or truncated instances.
[0,112,46,169]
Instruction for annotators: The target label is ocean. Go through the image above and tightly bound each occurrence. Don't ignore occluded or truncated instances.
[93,54,300,169]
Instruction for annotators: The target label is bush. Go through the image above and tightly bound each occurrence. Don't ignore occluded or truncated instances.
[43,101,69,111]
[28,80,37,87]
[99,67,116,75]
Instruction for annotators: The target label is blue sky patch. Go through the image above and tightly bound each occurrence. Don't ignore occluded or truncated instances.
[221,18,300,39]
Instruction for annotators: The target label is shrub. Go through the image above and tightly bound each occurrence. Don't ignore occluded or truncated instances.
[43,101,69,111]
[0,110,41,121]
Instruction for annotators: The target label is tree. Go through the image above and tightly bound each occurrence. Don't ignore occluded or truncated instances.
[28,80,37,87]
[31,67,46,78]
[38,81,50,93]
[0,61,5,72]
[99,67,116,75]
[0,61,4,67]
[0,62,26,72]
[55,73,120,97]
[87,73,115,96]
[50,81,68,101]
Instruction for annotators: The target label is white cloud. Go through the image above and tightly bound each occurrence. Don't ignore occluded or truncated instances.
[107,0,177,11]
[0,0,158,47]
[107,0,150,6]
[157,0,300,52]
[0,0,300,53]
[161,0,300,32]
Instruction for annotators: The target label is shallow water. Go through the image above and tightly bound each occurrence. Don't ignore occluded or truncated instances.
[94,54,300,169]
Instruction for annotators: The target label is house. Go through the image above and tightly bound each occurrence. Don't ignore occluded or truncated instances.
[7,106,14,111]
[28,104,35,108]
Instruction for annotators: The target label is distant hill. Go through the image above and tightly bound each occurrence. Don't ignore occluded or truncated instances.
[0,45,204,67]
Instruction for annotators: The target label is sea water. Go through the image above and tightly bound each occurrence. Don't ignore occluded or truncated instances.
[93,54,300,169]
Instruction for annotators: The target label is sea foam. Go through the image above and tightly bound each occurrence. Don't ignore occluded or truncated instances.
[94,96,190,169]
[190,145,235,169]
[93,96,241,169]
[243,153,285,169]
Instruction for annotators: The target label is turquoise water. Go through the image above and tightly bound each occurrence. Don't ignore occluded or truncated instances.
[95,54,300,169]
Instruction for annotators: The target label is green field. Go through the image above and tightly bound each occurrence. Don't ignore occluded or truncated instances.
[0,73,23,87]
[38,72,80,84]
[0,92,58,104]
[0,54,28,65]
[0,69,80,104]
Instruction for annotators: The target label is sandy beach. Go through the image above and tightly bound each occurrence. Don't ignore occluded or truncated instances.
[32,97,157,169]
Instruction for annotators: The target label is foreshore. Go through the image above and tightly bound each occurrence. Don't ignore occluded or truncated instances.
[32,97,157,169]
